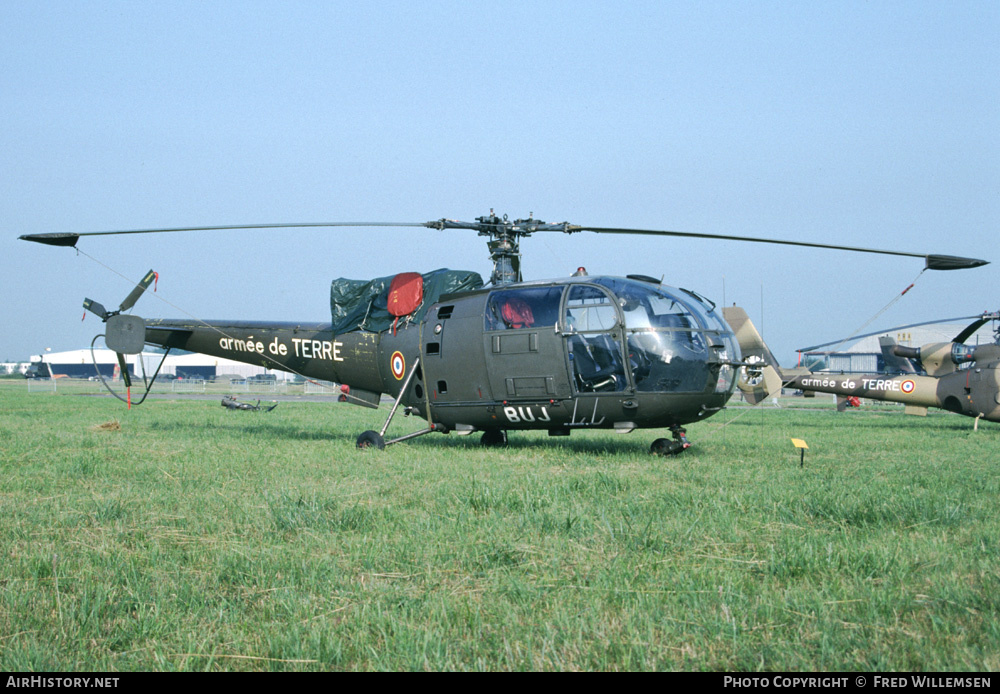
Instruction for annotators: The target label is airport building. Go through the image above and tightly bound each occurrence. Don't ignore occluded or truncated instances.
[26,349,290,381]
[1,362,30,376]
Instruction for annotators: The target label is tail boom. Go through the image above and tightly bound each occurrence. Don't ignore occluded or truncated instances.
[788,373,940,409]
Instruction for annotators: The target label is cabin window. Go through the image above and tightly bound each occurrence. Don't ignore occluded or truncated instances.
[485,286,563,331]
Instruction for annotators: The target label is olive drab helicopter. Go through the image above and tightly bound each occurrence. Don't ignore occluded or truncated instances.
[746,312,1000,425]
[19,212,989,454]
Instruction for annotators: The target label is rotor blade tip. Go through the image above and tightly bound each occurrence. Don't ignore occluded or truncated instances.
[19,233,80,247]
[925,254,990,271]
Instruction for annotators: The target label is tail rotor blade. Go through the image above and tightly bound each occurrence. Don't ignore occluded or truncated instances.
[119,269,157,313]
[83,298,109,320]
[116,353,131,389]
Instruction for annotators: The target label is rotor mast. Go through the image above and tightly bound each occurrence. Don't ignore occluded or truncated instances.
[424,211,577,285]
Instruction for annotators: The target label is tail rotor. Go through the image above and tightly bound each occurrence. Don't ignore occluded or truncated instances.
[84,270,156,400]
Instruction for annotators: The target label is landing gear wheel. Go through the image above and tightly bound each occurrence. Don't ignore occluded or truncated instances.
[650,426,691,456]
[356,430,385,450]
[481,429,508,447]
[650,438,685,456]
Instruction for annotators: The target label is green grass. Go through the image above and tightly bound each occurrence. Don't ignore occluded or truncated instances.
[1,382,997,671]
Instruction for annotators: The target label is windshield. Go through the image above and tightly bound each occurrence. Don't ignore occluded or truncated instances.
[591,278,738,394]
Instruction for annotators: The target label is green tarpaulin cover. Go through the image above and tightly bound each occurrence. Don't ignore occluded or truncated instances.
[330,268,483,334]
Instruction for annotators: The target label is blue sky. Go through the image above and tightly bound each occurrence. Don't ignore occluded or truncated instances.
[3,1,997,363]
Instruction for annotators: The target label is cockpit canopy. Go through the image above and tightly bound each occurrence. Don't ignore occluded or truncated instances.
[485,277,739,394]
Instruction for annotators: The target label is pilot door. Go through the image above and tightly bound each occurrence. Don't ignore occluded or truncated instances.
[562,284,629,394]
[483,286,572,401]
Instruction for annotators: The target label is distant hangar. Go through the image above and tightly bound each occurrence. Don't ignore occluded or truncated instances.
[26,348,289,381]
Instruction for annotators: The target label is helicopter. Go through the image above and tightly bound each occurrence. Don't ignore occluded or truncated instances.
[745,312,1000,425]
[19,212,990,454]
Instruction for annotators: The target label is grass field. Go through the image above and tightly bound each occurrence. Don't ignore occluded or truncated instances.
[1,381,997,671]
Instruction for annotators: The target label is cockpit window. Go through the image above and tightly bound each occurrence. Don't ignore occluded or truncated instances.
[564,284,620,332]
[593,277,707,330]
[591,277,737,394]
[644,294,696,328]
[485,286,563,331]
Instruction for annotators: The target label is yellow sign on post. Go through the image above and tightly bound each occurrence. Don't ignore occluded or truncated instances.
[791,438,809,467]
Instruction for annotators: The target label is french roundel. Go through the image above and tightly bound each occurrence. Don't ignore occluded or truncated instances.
[901,379,916,394]
[390,351,406,380]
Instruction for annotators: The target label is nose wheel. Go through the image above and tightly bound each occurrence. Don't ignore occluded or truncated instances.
[650,426,690,456]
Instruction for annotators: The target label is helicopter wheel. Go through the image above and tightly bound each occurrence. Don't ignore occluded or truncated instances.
[356,430,386,450]
[480,429,508,447]
[650,438,686,456]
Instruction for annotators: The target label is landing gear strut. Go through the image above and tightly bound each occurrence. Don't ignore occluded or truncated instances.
[650,426,690,456]
[355,357,447,450]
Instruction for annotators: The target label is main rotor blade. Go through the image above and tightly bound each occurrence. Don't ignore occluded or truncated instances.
[18,222,430,247]
[18,218,989,271]
[954,312,1000,343]
[797,315,986,353]
[119,269,157,313]
[564,226,989,271]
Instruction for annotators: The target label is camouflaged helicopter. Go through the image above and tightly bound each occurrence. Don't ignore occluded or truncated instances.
[19,213,989,454]
[750,312,1000,425]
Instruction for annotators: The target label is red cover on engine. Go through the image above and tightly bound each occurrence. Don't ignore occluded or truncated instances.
[387,272,424,317]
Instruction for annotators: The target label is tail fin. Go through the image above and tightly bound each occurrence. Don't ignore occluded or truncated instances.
[878,336,919,374]
[722,306,783,406]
